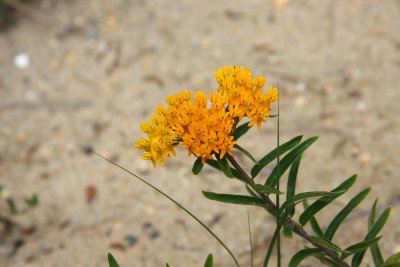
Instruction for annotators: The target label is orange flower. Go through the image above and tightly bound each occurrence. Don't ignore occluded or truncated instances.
[136,65,278,167]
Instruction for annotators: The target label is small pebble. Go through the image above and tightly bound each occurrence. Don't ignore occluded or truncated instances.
[125,235,138,246]
[356,101,366,111]
[145,205,156,216]
[143,222,160,239]
[106,15,118,30]
[25,90,38,102]
[296,81,306,92]
[14,53,30,70]
[350,146,360,156]
[358,153,371,166]
[294,96,306,108]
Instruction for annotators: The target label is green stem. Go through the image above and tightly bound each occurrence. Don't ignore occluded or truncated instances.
[226,154,350,267]
[276,84,281,267]
[94,152,241,267]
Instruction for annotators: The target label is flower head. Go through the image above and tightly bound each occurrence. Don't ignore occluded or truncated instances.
[136,65,278,167]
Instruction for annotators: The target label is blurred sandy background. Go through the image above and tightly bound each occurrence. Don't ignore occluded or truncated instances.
[0,0,399,266]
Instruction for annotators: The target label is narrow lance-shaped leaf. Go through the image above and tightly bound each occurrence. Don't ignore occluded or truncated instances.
[204,254,213,267]
[265,137,319,187]
[216,156,234,178]
[233,144,257,163]
[299,174,357,226]
[108,253,121,267]
[192,157,204,175]
[280,191,343,213]
[308,235,347,253]
[367,199,384,267]
[303,200,324,236]
[233,122,251,140]
[351,206,391,267]
[341,236,382,259]
[286,155,301,216]
[313,254,339,267]
[246,185,259,198]
[166,264,171,267]
[7,198,17,213]
[368,199,378,230]
[383,252,400,267]
[324,187,371,240]
[251,135,303,178]
[255,184,283,195]
[288,248,321,267]
[202,191,266,207]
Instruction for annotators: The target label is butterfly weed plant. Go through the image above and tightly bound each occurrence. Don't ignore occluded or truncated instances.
[102,65,399,267]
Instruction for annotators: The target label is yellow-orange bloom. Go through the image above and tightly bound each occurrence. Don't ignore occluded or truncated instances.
[135,65,278,167]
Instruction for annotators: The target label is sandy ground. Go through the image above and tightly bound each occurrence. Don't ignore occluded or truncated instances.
[0,0,400,266]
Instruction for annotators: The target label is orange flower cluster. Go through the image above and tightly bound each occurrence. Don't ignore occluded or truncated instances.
[135,65,278,167]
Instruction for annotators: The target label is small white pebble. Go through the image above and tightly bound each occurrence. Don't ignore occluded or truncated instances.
[25,90,38,102]
[357,101,366,111]
[296,81,306,92]
[14,53,30,70]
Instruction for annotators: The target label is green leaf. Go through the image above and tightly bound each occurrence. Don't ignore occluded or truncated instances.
[7,197,17,213]
[280,191,343,213]
[366,199,384,266]
[314,254,338,267]
[371,244,384,267]
[108,253,121,267]
[351,206,391,267]
[205,159,246,182]
[246,185,259,198]
[324,188,371,240]
[250,135,303,178]
[233,144,257,163]
[192,157,204,175]
[283,221,294,238]
[25,194,39,207]
[368,199,384,267]
[216,156,234,178]
[286,155,301,216]
[166,264,171,267]
[204,254,213,267]
[255,184,283,195]
[341,236,382,259]
[288,248,321,267]
[299,174,357,226]
[265,137,318,187]
[303,200,324,236]
[233,122,251,140]
[383,252,400,266]
[308,236,347,253]
[369,199,378,230]
[202,191,266,207]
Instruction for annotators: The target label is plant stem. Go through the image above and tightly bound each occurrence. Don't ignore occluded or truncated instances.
[226,154,350,267]
[276,88,281,267]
